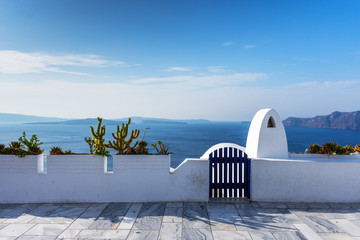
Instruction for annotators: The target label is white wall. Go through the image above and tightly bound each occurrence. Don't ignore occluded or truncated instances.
[245,108,360,203]
[0,154,209,203]
[251,156,360,202]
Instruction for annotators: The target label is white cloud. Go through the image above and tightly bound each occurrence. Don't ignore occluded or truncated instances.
[163,67,192,72]
[0,50,124,75]
[323,79,360,88]
[208,66,226,73]
[293,81,320,87]
[292,79,360,88]
[128,73,267,88]
[222,42,234,46]
[243,45,255,49]
[293,57,315,62]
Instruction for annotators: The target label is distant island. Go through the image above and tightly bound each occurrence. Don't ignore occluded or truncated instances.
[283,111,360,130]
[0,113,66,123]
[0,113,211,125]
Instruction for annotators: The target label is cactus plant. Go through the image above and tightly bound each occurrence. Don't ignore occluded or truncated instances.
[64,149,74,155]
[106,118,140,154]
[50,147,74,155]
[49,146,64,155]
[136,140,149,154]
[9,141,27,157]
[90,117,110,157]
[84,137,94,154]
[152,140,173,155]
[134,127,149,154]
[0,143,12,155]
[18,132,44,155]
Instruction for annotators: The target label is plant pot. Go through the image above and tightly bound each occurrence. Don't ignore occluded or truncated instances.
[46,154,108,174]
[0,154,44,174]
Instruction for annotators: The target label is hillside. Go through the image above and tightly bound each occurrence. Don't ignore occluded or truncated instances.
[283,111,360,130]
[0,113,211,125]
[0,113,66,123]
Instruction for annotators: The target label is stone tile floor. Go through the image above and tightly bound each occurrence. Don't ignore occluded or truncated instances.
[1,199,360,239]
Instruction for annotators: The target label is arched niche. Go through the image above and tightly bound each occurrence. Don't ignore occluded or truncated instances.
[267,116,276,128]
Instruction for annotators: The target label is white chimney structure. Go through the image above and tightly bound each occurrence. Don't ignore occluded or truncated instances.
[246,108,289,159]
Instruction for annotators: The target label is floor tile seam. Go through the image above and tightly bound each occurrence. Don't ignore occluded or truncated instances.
[235,207,263,223]
[42,204,64,217]
[3,204,40,219]
[117,202,143,230]
[87,202,114,229]
[122,202,144,240]
[328,218,360,236]
[53,202,95,239]
[16,222,37,238]
[267,231,278,240]
[181,205,185,239]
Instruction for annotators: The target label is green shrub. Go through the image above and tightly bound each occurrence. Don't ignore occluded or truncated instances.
[307,142,359,155]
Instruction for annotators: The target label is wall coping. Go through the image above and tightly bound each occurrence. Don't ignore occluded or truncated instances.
[254,154,360,163]
[200,143,245,159]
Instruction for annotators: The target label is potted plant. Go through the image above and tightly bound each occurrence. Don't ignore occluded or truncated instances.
[302,142,360,160]
[47,118,110,174]
[0,132,44,173]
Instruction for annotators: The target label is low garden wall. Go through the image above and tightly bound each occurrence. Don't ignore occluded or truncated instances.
[0,154,209,203]
[251,154,360,202]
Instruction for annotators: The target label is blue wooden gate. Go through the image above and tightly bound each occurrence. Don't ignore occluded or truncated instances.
[209,147,251,198]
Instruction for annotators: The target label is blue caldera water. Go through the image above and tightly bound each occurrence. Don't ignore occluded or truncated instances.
[0,122,359,168]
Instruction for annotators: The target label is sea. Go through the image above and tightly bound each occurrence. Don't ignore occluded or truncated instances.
[0,122,359,168]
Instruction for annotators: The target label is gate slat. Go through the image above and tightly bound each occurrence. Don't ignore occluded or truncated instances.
[224,147,228,198]
[209,152,214,198]
[218,148,223,197]
[214,150,218,198]
[244,153,250,198]
[233,148,237,197]
[239,149,243,197]
[229,147,233,197]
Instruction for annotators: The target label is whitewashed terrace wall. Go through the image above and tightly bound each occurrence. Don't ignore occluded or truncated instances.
[248,108,360,203]
[0,154,208,203]
[251,155,360,202]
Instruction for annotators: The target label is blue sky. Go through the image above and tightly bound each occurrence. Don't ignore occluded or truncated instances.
[0,0,359,121]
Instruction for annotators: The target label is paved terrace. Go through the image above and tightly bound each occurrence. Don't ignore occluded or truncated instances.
[1,200,360,239]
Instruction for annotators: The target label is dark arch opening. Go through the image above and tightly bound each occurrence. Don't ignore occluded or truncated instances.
[267,116,276,128]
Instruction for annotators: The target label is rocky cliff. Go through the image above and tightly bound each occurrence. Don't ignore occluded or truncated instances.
[283,111,360,130]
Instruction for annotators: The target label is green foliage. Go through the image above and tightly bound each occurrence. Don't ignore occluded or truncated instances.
[64,149,74,154]
[9,141,27,157]
[90,117,110,157]
[342,145,354,154]
[50,146,64,155]
[307,142,359,155]
[106,118,140,154]
[18,132,44,155]
[152,140,173,155]
[308,144,321,153]
[84,137,94,154]
[354,144,360,153]
[134,127,149,154]
[322,142,339,154]
[136,140,149,154]
[49,147,74,155]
